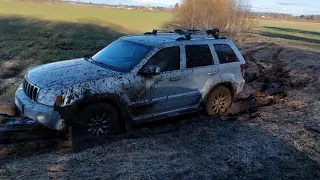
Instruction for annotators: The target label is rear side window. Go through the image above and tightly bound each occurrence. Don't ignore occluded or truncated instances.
[186,45,213,68]
[214,44,239,64]
[145,46,180,72]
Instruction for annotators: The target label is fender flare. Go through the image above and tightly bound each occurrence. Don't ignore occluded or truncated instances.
[55,93,132,130]
[202,73,237,101]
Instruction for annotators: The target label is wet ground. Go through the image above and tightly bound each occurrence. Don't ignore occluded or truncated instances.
[0,35,320,179]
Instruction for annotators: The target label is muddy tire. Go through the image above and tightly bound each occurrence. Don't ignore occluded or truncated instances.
[205,86,232,116]
[72,103,123,151]
[75,103,122,137]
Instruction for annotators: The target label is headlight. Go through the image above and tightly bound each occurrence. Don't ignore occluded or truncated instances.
[37,89,59,106]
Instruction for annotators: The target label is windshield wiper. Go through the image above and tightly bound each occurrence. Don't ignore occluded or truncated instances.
[89,58,116,70]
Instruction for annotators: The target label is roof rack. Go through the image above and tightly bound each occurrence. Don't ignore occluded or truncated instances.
[143,29,175,35]
[143,28,221,40]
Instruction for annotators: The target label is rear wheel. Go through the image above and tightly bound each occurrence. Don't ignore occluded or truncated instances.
[205,86,232,115]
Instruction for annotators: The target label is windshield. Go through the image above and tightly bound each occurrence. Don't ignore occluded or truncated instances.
[91,40,151,72]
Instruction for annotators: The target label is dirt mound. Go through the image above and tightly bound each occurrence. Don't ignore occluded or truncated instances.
[222,43,288,117]
[0,103,17,117]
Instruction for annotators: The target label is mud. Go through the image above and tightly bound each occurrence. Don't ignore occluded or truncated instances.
[0,117,57,143]
[0,42,296,152]
[221,42,288,118]
[1,37,320,179]
[0,103,17,117]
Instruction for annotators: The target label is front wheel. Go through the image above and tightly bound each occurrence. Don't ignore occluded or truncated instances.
[74,103,121,137]
[72,103,124,151]
[205,86,232,116]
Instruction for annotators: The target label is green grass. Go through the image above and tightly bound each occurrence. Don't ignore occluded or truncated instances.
[0,16,126,102]
[0,0,171,33]
[1,0,319,47]
[0,0,319,101]
[257,19,320,47]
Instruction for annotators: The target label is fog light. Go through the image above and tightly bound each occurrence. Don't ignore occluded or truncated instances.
[37,113,46,123]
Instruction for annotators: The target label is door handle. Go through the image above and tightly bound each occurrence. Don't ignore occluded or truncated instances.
[170,77,181,81]
[208,71,218,75]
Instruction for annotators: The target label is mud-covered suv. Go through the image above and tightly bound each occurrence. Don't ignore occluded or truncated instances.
[15,29,246,136]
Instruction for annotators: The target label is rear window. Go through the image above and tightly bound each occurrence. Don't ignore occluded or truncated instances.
[186,45,213,68]
[214,44,239,64]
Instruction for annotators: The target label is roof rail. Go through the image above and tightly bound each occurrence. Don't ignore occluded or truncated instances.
[143,29,175,35]
[143,28,221,40]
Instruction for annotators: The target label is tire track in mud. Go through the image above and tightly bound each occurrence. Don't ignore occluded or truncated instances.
[241,42,275,63]
[242,43,285,83]
[272,48,284,61]
[271,48,286,81]
[258,47,285,77]
[244,43,287,88]
[223,44,287,117]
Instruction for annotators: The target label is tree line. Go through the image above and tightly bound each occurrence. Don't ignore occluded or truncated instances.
[165,0,254,34]
[252,12,320,21]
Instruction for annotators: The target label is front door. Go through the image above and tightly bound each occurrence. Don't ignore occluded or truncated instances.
[135,46,184,118]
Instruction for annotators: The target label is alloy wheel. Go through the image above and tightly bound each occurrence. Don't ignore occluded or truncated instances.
[87,112,111,137]
[212,93,228,114]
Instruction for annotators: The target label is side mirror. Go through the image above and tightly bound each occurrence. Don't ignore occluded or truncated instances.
[139,65,161,76]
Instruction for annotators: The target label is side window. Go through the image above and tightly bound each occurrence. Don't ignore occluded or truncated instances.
[186,45,213,68]
[145,46,180,72]
[214,44,239,64]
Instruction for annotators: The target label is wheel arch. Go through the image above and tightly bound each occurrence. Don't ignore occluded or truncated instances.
[205,81,235,103]
[218,82,235,97]
[60,93,132,130]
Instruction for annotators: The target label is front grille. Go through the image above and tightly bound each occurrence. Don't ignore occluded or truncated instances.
[23,79,40,101]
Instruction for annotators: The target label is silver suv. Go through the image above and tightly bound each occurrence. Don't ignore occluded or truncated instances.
[15,29,246,137]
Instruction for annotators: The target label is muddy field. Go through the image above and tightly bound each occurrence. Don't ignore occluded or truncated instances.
[0,34,320,179]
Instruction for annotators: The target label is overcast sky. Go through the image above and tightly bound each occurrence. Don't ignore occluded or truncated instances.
[72,0,320,15]
[250,0,320,15]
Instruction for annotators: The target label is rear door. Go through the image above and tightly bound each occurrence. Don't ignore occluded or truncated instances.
[175,44,218,108]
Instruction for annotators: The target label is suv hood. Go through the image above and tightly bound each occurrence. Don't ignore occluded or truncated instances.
[26,58,121,89]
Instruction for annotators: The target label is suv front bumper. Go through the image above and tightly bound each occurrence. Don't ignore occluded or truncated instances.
[15,84,65,131]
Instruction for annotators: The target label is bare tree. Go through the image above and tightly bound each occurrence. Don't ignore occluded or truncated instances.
[164,0,255,34]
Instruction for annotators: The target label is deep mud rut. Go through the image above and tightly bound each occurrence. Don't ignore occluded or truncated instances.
[0,38,320,179]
